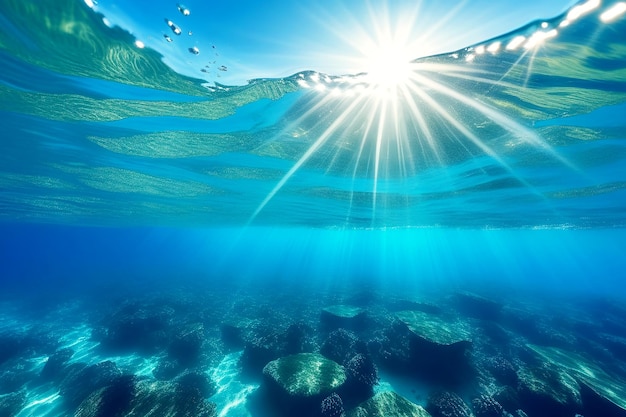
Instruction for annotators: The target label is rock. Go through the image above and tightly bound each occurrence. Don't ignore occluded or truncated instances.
[517,363,581,417]
[125,380,216,417]
[321,329,367,366]
[368,320,412,370]
[0,363,33,394]
[471,395,504,417]
[389,300,442,315]
[153,358,182,380]
[240,332,285,376]
[220,318,257,349]
[598,333,626,361]
[0,333,23,366]
[483,355,519,386]
[0,391,26,417]
[284,322,316,355]
[263,353,346,404]
[395,311,473,386]
[98,303,174,352]
[426,391,472,417]
[40,347,74,381]
[502,307,573,348]
[396,311,472,346]
[454,291,502,320]
[59,361,122,409]
[321,305,366,330]
[168,323,205,366]
[526,344,626,416]
[348,391,432,417]
[494,386,521,412]
[176,371,216,399]
[580,382,626,417]
[321,393,346,417]
[74,375,136,417]
[344,353,379,402]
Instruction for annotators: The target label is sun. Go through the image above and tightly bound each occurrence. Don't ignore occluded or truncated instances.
[361,35,415,92]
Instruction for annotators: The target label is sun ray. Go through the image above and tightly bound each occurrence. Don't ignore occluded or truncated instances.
[248,90,370,224]
[243,0,592,225]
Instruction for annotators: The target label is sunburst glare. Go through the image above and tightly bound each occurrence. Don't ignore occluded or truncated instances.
[247,0,622,226]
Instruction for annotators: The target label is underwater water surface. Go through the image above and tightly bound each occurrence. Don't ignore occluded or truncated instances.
[1,0,626,416]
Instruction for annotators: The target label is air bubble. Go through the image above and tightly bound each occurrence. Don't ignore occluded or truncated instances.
[163,34,173,42]
[177,4,191,16]
[165,19,182,35]
[189,46,200,55]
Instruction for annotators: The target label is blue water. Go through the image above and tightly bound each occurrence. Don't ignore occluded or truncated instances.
[1,0,626,416]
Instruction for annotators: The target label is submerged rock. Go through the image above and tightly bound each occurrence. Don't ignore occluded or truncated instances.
[263,353,347,415]
[320,329,367,366]
[0,333,22,367]
[125,379,217,417]
[517,362,581,417]
[321,392,346,417]
[526,344,626,416]
[395,311,473,386]
[59,360,122,409]
[348,391,432,417]
[0,363,34,394]
[40,347,74,381]
[74,374,136,417]
[0,391,25,417]
[220,318,258,349]
[344,353,379,401]
[321,305,366,330]
[176,371,216,399]
[426,391,472,417]
[284,322,316,355]
[167,322,205,366]
[471,395,504,417]
[263,353,346,398]
[240,331,285,375]
[396,311,472,346]
[482,355,519,386]
[98,303,174,352]
[453,291,502,320]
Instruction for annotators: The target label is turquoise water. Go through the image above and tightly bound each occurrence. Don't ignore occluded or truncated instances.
[1,1,626,416]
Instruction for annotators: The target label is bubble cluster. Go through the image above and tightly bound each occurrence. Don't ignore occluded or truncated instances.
[160,3,227,77]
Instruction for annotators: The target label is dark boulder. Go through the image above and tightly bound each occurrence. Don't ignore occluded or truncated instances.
[321,393,346,417]
[427,391,472,417]
[59,361,122,410]
[0,391,26,417]
[240,332,285,376]
[453,291,502,320]
[40,347,74,382]
[284,322,316,355]
[74,375,136,417]
[125,379,217,417]
[344,354,379,403]
[98,303,174,353]
[396,311,474,387]
[320,329,367,366]
[471,395,505,417]
[168,323,205,366]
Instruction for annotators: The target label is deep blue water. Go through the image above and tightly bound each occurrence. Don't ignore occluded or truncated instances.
[2,0,626,416]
